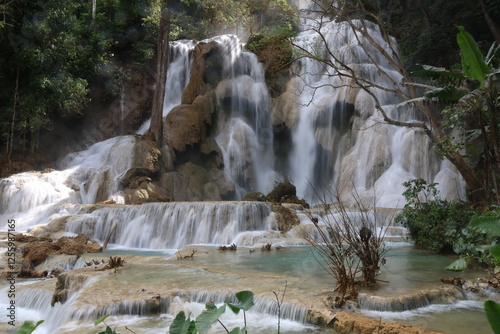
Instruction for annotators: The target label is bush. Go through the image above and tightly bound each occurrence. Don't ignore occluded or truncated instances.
[246,33,294,97]
[395,179,478,254]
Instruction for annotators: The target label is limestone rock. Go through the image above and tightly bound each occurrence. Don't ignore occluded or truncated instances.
[271,204,300,232]
[132,138,162,173]
[333,311,443,334]
[19,234,102,274]
[165,94,215,153]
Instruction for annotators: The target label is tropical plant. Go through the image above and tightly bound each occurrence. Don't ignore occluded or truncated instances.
[445,206,500,271]
[395,179,478,254]
[14,320,44,334]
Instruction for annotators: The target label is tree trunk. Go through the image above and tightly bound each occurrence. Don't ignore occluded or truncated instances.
[92,0,96,20]
[7,67,20,164]
[479,0,500,43]
[149,6,170,145]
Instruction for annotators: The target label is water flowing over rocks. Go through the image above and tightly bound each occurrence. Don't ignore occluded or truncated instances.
[357,286,466,312]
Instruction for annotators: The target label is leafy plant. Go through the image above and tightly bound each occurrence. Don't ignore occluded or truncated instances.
[14,320,44,334]
[95,315,118,334]
[396,179,478,254]
[446,207,500,271]
[482,211,500,333]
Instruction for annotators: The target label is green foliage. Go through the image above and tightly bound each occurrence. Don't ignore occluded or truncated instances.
[0,0,162,152]
[396,179,478,254]
[485,300,500,334]
[227,290,255,314]
[170,311,196,334]
[246,32,294,97]
[14,320,44,334]
[94,314,118,334]
[456,26,490,82]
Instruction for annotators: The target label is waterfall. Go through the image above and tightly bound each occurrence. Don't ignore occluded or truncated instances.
[137,40,195,134]
[66,202,275,249]
[283,3,465,205]
[0,136,137,230]
[3,277,101,334]
[211,35,277,198]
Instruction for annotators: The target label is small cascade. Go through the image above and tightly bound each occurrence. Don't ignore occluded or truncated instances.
[66,202,275,249]
[358,286,467,312]
[16,288,54,312]
[137,40,195,134]
[37,255,80,272]
[6,276,101,334]
[211,35,277,197]
[174,291,309,323]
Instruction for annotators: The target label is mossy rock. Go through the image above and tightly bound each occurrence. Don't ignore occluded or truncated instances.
[242,192,268,202]
[267,180,296,202]
[281,195,310,209]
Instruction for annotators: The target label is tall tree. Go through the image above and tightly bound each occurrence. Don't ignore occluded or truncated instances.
[149,6,170,145]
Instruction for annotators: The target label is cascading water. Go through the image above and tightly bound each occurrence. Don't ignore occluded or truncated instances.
[284,1,465,205]
[211,35,277,197]
[0,136,136,230]
[137,40,195,134]
[65,202,275,249]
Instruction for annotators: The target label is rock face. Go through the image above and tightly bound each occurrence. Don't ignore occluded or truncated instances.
[271,204,300,232]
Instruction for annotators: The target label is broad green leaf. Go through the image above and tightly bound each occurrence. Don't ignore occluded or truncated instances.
[485,300,500,334]
[195,304,227,334]
[95,315,110,326]
[228,291,255,314]
[468,212,500,236]
[170,311,196,334]
[229,327,246,334]
[456,26,490,82]
[445,257,467,271]
[15,320,44,334]
[489,244,500,261]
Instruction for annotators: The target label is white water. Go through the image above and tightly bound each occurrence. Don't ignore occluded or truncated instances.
[66,202,275,249]
[0,277,101,334]
[0,136,138,230]
[284,2,465,205]
[211,35,277,197]
[137,40,195,134]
